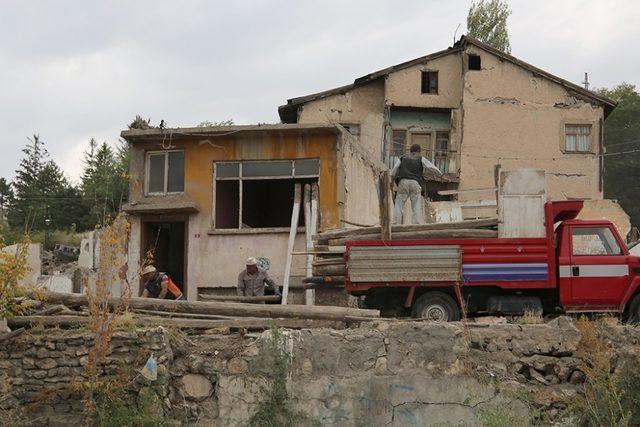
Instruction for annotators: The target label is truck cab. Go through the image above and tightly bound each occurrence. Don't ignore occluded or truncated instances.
[556,219,640,314]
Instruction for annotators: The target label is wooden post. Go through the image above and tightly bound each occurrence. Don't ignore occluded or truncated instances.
[282,183,302,305]
[306,183,319,305]
[379,171,392,241]
[304,184,312,278]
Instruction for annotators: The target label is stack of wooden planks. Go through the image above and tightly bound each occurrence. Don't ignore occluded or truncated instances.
[302,218,499,287]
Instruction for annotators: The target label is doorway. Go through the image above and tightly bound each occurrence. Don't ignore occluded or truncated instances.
[141,220,187,296]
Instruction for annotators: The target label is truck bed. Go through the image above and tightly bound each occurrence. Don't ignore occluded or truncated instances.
[345,237,555,294]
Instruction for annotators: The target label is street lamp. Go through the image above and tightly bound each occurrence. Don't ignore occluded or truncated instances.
[44,217,51,250]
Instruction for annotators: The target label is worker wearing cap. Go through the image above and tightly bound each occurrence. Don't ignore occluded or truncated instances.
[390,143,442,224]
[237,257,280,297]
[141,265,184,300]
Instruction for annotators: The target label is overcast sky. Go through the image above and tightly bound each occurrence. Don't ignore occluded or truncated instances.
[1,0,638,183]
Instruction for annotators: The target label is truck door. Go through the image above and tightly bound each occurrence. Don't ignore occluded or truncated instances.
[565,225,629,309]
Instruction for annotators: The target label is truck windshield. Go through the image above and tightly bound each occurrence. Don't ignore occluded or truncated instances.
[572,227,622,256]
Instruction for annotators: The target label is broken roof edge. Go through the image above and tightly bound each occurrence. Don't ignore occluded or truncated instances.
[121,123,342,140]
[278,35,616,122]
[458,35,617,110]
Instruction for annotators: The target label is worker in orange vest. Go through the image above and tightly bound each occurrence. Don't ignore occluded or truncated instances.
[141,265,184,300]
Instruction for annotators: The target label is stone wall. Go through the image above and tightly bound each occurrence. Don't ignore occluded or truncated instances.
[1,318,639,426]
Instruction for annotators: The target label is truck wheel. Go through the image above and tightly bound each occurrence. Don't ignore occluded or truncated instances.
[411,292,460,322]
[626,295,640,323]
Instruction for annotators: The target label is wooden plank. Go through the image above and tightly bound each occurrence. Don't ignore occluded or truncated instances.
[7,315,348,330]
[306,183,319,306]
[328,228,497,246]
[379,170,392,241]
[37,291,380,320]
[312,265,346,276]
[131,309,263,320]
[437,187,497,196]
[304,183,313,279]
[197,294,281,303]
[314,218,499,241]
[282,183,302,305]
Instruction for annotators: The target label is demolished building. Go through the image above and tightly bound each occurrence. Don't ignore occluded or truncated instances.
[279,35,617,202]
[120,124,381,300]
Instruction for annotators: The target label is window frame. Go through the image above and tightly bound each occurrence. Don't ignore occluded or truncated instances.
[420,71,438,95]
[145,149,185,196]
[571,226,623,256]
[563,123,594,154]
[340,123,361,138]
[212,159,320,230]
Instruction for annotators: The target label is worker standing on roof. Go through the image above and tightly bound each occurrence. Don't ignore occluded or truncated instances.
[140,265,184,300]
[237,257,280,298]
[391,144,442,225]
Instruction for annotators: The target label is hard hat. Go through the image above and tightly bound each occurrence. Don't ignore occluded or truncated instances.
[141,265,157,275]
[245,257,257,266]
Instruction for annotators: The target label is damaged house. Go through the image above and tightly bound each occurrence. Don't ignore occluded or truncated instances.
[120,124,381,300]
[279,36,616,203]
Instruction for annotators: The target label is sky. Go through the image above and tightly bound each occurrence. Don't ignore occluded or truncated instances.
[1,0,638,184]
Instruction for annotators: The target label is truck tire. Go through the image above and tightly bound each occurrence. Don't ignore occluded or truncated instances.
[626,294,640,323]
[411,292,460,322]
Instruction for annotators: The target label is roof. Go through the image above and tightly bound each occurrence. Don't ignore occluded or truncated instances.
[121,123,341,141]
[278,36,616,122]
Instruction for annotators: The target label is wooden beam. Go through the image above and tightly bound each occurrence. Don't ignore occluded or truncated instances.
[437,187,497,196]
[306,183,319,306]
[282,183,302,305]
[37,291,380,320]
[7,315,348,330]
[314,218,498,241]
[197,294,281,303]
[379,171,392,241]
[327,228,498,246]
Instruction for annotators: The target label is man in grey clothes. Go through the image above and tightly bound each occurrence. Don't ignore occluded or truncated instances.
[237,257,280,297]
[390,144,442,224]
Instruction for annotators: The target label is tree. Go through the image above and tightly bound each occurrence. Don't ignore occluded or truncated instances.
[0,178,13,226]
[467,0,512,53]
[8,135,49,230]
[597,83,640,228]
[80,139,129,227]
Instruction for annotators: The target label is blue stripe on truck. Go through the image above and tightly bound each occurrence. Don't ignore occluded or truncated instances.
[462,263,548,282]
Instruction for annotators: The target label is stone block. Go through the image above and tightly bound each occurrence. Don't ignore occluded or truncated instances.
[181,374,213,401]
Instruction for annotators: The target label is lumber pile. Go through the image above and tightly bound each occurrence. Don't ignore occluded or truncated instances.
[302,218,499,287]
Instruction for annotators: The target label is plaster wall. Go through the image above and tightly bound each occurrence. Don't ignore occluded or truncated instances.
[458,45,604,201]
[385,53,463,109]
[1,243,41,287]
[297,81,386,161]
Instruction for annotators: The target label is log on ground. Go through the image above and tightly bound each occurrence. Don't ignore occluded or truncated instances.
[312,265,346,276]
[196,295,281,303]
[8,315,347,330]
[38,291,378,320]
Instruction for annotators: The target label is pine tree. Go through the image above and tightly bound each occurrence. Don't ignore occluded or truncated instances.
[467,0,512,53]
[0,178,13,226]
[8,135,49,230]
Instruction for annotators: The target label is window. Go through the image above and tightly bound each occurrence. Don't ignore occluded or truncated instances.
[572,227,622,256]
[146,150,184,194]
[434,131,450,172]
[214,159,320,229]
[565,124,592,152]
[468,54,481,70]
[341,124,360,137]
[421,71,438,94]
[385,129,407,168]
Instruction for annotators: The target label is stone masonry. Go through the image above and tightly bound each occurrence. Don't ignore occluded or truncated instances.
[1,318,639,426]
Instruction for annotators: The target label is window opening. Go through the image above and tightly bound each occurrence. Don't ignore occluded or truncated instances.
[565,124,592,152]
[421,71,438,94]
[468,54,481,70]
[146,150,184,195]
[341,124,360,137]
[214,159,319,229]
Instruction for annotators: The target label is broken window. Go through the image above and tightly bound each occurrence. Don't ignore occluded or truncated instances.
[565,125,592,152]
[146,150,184,194]
[421,71,438,94]
[214,159,320,229]
[468,54,481,70]
[341,124,360,137]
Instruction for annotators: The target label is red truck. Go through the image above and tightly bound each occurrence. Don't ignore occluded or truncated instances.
[345,200,640,322]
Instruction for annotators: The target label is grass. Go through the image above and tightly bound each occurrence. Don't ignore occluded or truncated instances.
[477,402,532,427]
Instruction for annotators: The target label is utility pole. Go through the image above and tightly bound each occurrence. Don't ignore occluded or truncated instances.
[582,72,590,90]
